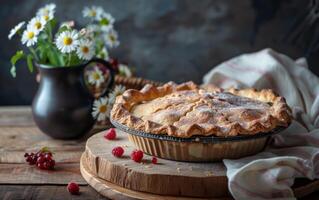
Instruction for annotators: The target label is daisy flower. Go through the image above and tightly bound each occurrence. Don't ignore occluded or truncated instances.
[109,85,126,104]
[104,29,119,48]
[88,67,105,87]
[92,97,112,121]
[82,6,104,20]
[55,30,79,53]
[97,47,109,60]
[87,24,100,33]
[98,12,115,32]
[76,39,95,60]
[21,27,39,47]
[37,3,56,21]
[119,64,132,77]
[8,21,25,40]
[27,17,46,33]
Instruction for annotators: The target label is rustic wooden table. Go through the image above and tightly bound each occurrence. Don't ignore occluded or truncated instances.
[0,106,109,200]
[0,106,318,200]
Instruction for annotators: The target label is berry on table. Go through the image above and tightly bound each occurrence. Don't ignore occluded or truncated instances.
[131,150,143,163]
[24,147,55,170]
[112,146,124,157]
[104,128,117,140]
[67,181,80,195]
[151,157,157,164]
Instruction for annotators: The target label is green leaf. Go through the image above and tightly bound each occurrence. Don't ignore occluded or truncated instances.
[27,54,34,72]
[10,50,24,77]
[10,66,16,78]
[99,18,110,26]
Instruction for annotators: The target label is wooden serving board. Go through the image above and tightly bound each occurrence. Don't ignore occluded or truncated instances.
[80,129,319,199]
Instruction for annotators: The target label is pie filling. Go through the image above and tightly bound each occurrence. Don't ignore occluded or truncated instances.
[111,82,292,138]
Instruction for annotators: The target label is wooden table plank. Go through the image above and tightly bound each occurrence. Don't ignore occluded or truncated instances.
[0,106,34,126]
[0,185,108,200]
[0,127,85,164]
[0,163,86,185]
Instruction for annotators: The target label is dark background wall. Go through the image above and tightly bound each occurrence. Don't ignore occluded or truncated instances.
[0,0,318,105]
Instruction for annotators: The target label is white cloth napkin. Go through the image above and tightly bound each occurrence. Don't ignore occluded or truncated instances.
[203,48,319,200]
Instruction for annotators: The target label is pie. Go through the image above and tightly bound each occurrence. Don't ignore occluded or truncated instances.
[111,82,292,138]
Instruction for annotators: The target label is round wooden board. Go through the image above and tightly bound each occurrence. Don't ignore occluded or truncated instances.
[81,129,319,199]
[80,154,230,200]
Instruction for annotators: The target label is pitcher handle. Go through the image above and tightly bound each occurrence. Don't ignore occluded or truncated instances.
[84,58,115,98]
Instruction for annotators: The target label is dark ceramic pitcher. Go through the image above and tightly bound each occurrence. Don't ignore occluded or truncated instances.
[32,58,114,139]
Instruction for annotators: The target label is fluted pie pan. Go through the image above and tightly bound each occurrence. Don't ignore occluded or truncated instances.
[110,81,292,161]
[111,118,286,162]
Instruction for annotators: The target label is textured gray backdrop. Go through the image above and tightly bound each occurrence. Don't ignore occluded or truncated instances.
[0,0,317,105]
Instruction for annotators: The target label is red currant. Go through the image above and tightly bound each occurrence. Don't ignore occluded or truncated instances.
[24,148,55,170]
[67,181,80,195]
[131,150,143,163]
[112,146,124,157]
[151,157,158,164]
[104,128,116,140]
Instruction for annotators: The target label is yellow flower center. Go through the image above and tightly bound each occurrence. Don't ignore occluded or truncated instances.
[35,22,42,30]
[90,10,96,17]
[27,32,34,39]
[99,105,107,113]
[63,37,73,45]
[93,72,100,80]
[44,15,49,21]
[82,46,89,53]
[109,35,115,42]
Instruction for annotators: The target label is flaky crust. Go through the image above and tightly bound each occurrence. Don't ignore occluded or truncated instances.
[111,82,292,138]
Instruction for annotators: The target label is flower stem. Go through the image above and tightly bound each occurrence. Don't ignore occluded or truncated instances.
[29,47,39,61]
[68,53,72,66]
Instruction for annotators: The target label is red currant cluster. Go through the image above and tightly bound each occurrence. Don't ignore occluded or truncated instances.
[24,147,55,170]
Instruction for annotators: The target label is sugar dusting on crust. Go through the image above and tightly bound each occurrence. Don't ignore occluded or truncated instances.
[111,82,292,138]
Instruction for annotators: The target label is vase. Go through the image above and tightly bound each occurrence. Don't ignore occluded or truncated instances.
[32,58,114,139]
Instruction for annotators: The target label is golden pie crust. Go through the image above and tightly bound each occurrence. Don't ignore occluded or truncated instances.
[111,82,292,138]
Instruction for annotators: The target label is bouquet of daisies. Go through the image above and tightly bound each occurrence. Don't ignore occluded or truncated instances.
[8,4,132,78]
[8,4,132,123]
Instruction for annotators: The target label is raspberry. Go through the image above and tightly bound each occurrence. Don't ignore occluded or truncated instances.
[67,181,80,195]
[104,128,116,140]
[131,150,143,163]
[112,146,124,157]
[151,157,157,164]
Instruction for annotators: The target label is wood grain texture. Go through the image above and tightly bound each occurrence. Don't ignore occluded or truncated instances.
[84,130,230,198]
[0,106,34,126]
[81,155,230,200]
[0,163,86,185]
[0,185,108,200]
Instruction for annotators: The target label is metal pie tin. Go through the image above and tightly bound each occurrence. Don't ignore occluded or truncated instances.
[111,118,286,162]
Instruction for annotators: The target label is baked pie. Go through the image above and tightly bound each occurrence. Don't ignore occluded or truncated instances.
[111,82,292,138]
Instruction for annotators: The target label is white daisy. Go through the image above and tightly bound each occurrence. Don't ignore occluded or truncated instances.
[76,39,95,60]
[98,12,115,32]
[104,29,119,48]
[37,3,56,21]
[21,28,39,47]
[87,24,100,33]
[82,6,104,20]
[92,97,112,121]
[8,21,25,40]
[27,17,46,33]
[109,85,126,104]
[88,67,105,87]
[119,64,132,77]
[55,30,79,53]
[97,47,109,60]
